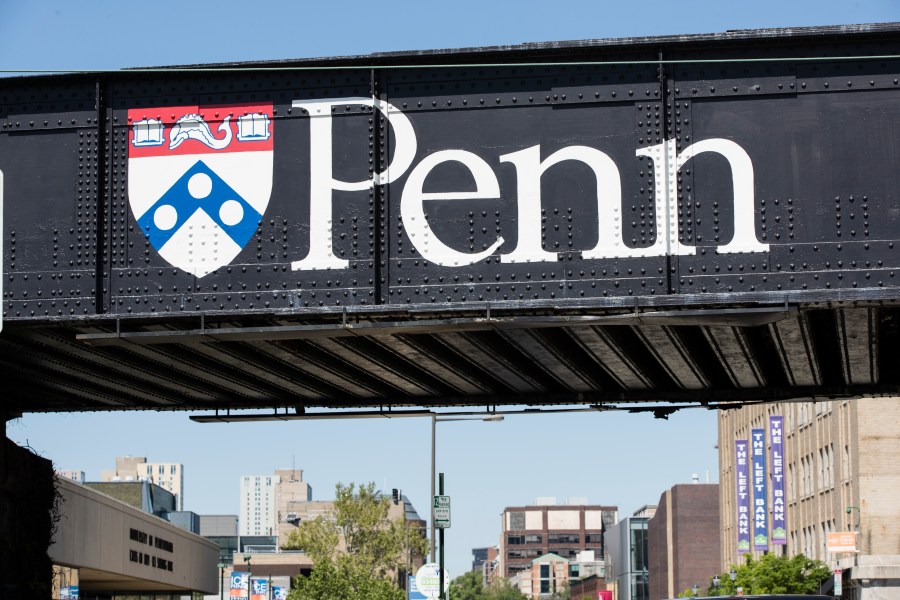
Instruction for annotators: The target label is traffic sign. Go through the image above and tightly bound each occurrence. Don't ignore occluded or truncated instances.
[433,495,451,528]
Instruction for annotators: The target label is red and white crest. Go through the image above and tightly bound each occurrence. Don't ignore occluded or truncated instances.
[128,103,274,277]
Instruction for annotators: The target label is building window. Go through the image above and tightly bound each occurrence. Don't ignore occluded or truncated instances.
[843,445,850,482]
[585,533,603,544]
[549,534,579,544]
[525,534,542,544]
[507,535,525,545]
[539,564,551,595]
[509,512,526,530]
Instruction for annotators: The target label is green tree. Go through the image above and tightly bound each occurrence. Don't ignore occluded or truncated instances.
[702,553,831,596]
[450,570,486,600]
[449,570,527,600]
[283,482,428,600]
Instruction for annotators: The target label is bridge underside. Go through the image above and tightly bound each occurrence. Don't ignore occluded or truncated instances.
[2,303,898,417]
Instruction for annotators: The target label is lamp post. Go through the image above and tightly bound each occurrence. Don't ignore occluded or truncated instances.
[244,554,252,600]
[712,575,720,595]
[691,583,699,597]
[218,561,226,600]
[729,568,737,594]
[430,414,503,600]
[429,414,504,563]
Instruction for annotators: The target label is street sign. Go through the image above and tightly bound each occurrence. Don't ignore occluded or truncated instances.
[433,495,450,528]
[415,563,449,599]
[834,569,843,596]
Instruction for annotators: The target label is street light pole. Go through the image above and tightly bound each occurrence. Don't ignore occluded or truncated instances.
[430,414,504,563]
[729,568,737,595]
[244,554,252,600]
[218,561,226,600]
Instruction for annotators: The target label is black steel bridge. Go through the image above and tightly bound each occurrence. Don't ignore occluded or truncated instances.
[2,23,900,421]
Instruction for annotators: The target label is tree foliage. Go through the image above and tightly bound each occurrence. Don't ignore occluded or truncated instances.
[449,570,528,600]
[699,553,831,596]
[283,482,428,600]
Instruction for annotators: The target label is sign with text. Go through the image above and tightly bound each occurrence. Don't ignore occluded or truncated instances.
[415,563,449,599]
[434,495,451,528]
[827,532,858,553]
[230,572,249,600]
[751,428,768,551]
[735,439,751,554]
[5,34,900,322]
[769,416,786,545]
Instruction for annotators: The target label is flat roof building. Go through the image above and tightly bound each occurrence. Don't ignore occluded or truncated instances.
[718,398,900,599]
[499,499,617,580]
[51,477,218,598]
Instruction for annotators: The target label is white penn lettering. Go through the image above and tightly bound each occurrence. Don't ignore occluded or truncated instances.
[290,97,768,271]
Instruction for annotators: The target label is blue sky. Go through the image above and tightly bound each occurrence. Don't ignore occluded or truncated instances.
[4,0,899,581]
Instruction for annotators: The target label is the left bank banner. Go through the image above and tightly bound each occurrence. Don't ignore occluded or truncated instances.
[230,572,249,599]
[751,428,769,551]
[735,439,751,554]
[769,415,786,545]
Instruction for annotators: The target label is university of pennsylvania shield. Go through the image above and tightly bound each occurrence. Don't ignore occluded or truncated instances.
[128,103,273,277]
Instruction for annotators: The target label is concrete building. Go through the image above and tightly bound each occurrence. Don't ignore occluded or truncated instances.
[240,473,279,536]
[241,469,313,537]
[85,480,177,516]
[472,546,497,574]
[499,499,617,579]
[101,456,185,511]
[510,550,606,599]
[606,507,655,600]
[57,470,85,484]
[512,553,570,599]
[51,477,218,598]
[647,484,719,600]
[718,398,900,599]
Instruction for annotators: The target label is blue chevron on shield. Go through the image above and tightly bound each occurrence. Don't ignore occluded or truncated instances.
[127,103,273,277]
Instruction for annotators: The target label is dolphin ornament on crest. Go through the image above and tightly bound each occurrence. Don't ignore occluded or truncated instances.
[169,114,233,150]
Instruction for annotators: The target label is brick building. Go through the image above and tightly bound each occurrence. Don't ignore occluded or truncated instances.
[647,483,720,600]
[499,499,617,579]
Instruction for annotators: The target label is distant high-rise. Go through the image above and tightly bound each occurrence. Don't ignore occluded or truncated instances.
[100,456,184,510]
[240,469,314,537]
[240,474,279,536]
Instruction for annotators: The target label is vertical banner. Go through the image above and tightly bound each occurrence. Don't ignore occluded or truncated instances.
[250,578,268,600]
[769,416,786,545]
[273,585,287,600]
[230,572,249,600]
[751,428,769,551]
[735,439,751,553]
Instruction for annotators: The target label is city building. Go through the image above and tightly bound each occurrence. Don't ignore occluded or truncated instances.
[718,398,900,599]
[647,482,719,600]
[499,498,617,579]
[86,480,177,516]
[606,506,655,600]
[510,550,606,599]
[56,470,85,484]
[51,476,218,598]
[241,469,313,537]
[199,515,239,565]
[472,546,498,573]
[512,553,570,598]
[240,473,279,536]
[100,456,185,511]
